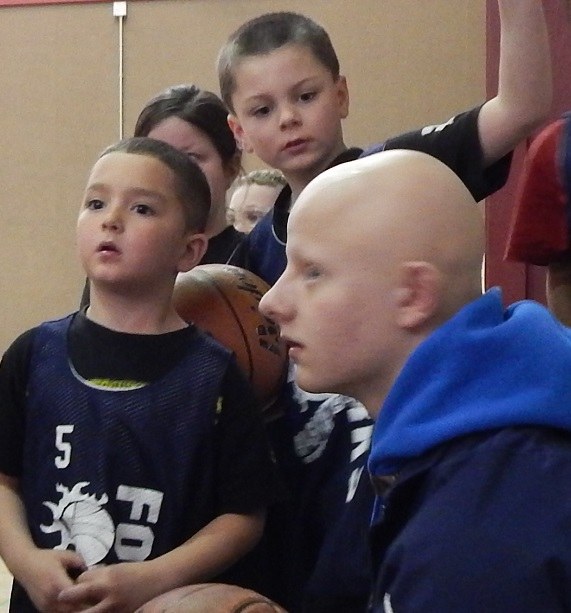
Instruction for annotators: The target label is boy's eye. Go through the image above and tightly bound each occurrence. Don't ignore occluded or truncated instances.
[247,210,265,224]
[251,105,271,118]
[86,199,104,210]
[304,265,321,280]
[132,204,155,216]
[186,151,202,162]
[299,91,317,103]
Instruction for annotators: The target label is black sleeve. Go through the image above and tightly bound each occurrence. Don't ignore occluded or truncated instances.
[226,232,252,270]
[79,278,90,309]
[0,329,36,477]
[374,105,511,202]
[214,359,285,515]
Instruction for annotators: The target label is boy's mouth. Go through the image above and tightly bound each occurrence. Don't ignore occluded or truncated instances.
[97,241,119,253]
[282,334,303,351]
[283,138,309,152]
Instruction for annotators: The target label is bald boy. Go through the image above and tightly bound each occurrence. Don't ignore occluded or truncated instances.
[261,151,571,611]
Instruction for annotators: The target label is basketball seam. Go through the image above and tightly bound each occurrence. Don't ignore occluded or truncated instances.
[206,274,255,383]
[234,597,281,612]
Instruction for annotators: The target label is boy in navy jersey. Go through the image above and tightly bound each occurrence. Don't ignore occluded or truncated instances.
[260,150,571,612]
[0,137,280,612]
[217,4,553,610]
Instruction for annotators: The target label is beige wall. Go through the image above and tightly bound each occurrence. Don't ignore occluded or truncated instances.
[0,0,485,353]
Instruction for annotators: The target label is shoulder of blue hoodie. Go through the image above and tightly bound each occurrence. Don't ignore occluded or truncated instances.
[368,288,571,611]
[369,287,571,478]
[370,425,571,612]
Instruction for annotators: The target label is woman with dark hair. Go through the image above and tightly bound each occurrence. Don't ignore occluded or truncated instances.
[135,84,244,264]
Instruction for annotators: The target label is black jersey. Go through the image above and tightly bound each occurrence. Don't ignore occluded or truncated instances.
[201,224,245,265]
[378,105,508,203]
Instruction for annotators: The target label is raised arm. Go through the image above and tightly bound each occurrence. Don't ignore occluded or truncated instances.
[478,0,553,165]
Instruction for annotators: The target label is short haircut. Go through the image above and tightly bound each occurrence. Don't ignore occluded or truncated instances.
[100,137,211,232]
[218,12,340,111]
[235,168,287,189]
[134,84,239,166]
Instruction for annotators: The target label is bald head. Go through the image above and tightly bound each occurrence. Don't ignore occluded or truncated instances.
[260,150,485,412]
[292,149,485,321]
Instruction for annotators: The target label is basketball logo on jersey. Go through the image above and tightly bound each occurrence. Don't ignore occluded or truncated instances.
[40,482,114,566]
[40,482,165,566]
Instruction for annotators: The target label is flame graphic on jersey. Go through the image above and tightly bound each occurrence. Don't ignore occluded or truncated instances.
[40,482,115,566]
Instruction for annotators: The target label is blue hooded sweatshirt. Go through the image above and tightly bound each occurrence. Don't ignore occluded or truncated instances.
[368,289,571,612]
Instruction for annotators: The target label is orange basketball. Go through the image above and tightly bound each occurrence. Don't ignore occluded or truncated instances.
[173,264,287,409]
[137,583,287,612]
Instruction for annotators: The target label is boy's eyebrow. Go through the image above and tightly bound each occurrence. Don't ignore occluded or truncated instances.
[124,187,168,203]
[85,183,167,204]
[242,76,323,103]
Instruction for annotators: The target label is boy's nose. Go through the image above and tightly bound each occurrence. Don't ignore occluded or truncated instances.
[279,103,301,129]
[102,207,123,232]
[259,288,275,321]
[260,281,289,324]
[258,288,279,323]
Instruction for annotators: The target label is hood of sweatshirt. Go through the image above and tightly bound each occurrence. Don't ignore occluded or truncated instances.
[369,288,571,477]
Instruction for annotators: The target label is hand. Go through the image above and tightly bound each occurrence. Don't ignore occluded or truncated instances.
[57,562,159,613]
[17,548,86,612]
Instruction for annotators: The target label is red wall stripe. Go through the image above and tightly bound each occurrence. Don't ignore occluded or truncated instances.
[1,1,112,6]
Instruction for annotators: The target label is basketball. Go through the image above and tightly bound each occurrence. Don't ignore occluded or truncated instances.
[136,583,287,613]
[173,264,287,409]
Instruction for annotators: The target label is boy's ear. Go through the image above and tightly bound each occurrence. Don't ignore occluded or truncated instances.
[393,261,442,329]
[227,114,254,154]
[177,233,208,273]
[336,75,349,120]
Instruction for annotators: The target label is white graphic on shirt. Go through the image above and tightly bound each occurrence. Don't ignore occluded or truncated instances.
[54,424,74,469]
[383,593,395,613]
[114,485,163,561]
[288,364,374,502]
[345,403,374,502]
[40,482,165,566]
[421,115,455,135]
[293,392,340,463]
[40,482,113,566]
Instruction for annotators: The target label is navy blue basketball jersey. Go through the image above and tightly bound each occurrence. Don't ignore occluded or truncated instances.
[21,315,231,567]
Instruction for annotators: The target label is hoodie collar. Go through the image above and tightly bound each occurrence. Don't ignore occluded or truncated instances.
[369,288,571,476]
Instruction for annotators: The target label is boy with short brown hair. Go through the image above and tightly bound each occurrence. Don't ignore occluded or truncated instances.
[0,137,280,612]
